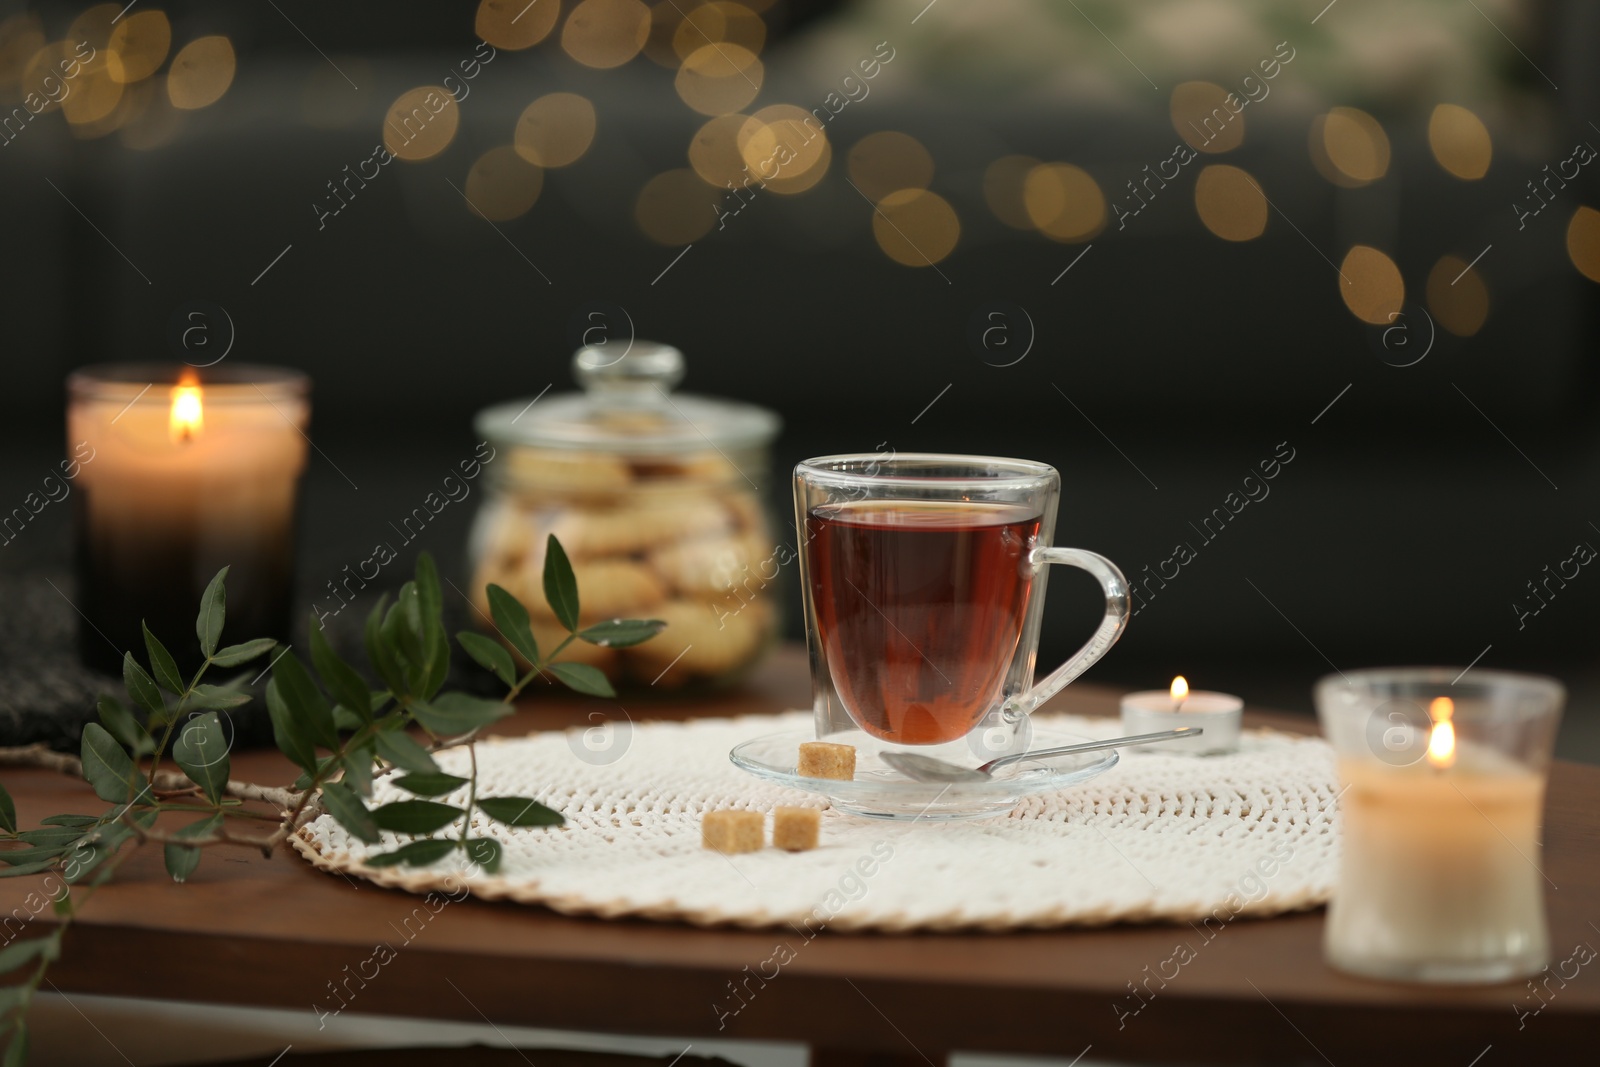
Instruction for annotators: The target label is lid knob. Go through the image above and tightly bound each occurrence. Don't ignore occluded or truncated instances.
[573,341,685,407]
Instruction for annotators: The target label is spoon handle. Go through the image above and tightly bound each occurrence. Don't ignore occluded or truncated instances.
[981,727,1203,772]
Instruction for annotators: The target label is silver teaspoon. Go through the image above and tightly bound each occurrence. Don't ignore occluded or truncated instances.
[879,727,1203,783]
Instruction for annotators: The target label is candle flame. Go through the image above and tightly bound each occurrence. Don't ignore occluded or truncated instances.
[170,372,203,444]
[1427,696,1456,769]
[1170,675,1189,709]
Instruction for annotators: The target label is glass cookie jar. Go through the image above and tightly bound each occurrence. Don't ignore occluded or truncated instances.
[467,343,782,690]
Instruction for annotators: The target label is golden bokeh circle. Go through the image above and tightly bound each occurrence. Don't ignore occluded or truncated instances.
[872,188,959,267]
[1171,81,1243,154]
[1193,164,1267,242]
[1338,245,1405,325]
[61,54,122,125]
[167,36,236,111]
[1567,206,1600,284]
[1316,107,1390,186]
[1023,162,1105,242]
[107,9,170,84]
[673,3,766,60]
[1426,255,1489,337]
[636,169,720,244]
[848,131,933,203]
[19,42,78,114]
[561,0,651,69]
[476,0,561,51]
[739,104,827,184]
[465,145,544,221]
[983,155,1039,231]
[514,92,596,167]
[1428,104,1491,180]
[688,112,754,188]
[674,42,763,116]
[383,86,460,162]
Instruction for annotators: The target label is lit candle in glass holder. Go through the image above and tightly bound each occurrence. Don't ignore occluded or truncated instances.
[68,364,310,673]
[1317,668,1563,984]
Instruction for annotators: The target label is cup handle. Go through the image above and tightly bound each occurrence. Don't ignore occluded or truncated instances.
[1003,547,1131,720]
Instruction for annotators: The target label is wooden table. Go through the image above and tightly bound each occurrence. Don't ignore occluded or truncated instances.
[4,647,1597,1065]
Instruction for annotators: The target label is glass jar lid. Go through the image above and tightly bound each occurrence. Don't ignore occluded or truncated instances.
[475,342,780,455]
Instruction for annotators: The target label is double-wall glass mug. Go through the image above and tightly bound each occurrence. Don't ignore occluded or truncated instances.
[795,454,1131,791]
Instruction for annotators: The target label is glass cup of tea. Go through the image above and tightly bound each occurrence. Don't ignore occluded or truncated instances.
[795,454,1130,765]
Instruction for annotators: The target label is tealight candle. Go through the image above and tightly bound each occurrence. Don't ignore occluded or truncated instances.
[68,364,310,673]
[1316,668,1563,983]
[1120,675,1243,755]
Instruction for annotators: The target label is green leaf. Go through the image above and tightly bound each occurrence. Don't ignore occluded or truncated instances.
[548,661,616,698]
[319,781,379,844]
[271,651,339,751]
[80,723,140,804]
[410,692,514,736]
[457,631,516,687]
[389,584,426,669]
[364,594,407,697]
[370,800,463,834]
[421,625,450,700]
[266,677,318,775]
[393,772,468,797]
[209,637,277,667]
[0,860,58,879]
[542,535,580,631]
[184,683,251,710]
[40,815,100,829]
[122,652,165,718]
[364,838,458,868]
[97,696,153,757]
[372,730,440,775]
[172,712,229,804]
[310,622,372,725]
[16,828,83,847]
[464,837,502,874]
[576,618,667,648]
[486,584,539,665]
[162,814,222,883]
[476,796,563,827]
[0,781,13,835]
[142,622,185,694]
[414,552,444,633]
[0,847,70,867]
[196,567,229,658]
[341,742,374,798]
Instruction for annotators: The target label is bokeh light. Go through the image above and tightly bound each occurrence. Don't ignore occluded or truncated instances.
[1313,107,1390,187]
[689,112,754,188]
[514,92,596,166]
[107,9,170,84]
[61,53,122,127]
[476,0,561,51]
[674,42,762,116]
[1426,255,1489,336]
[561,0,651,69]
[18,42,76,114]
[672,3,765,60]
[983,155,1039,231]
[1568,206,1600,284]
[636,169,719,244]
[167,37,236,111]
[1339,245,1405,325]
[67,4,120,52]
[383,86,460,161]
[1193,164,1267,241]
[464,145,543,221]
[1171,82,1243,154]
[848,132,933,203]
[1428,104,1491,180]
[872,189,959,267]
[739,104,828,192]
[1023,162,1105,242]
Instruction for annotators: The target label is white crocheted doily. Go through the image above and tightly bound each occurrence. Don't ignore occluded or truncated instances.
[292,712,1341,931]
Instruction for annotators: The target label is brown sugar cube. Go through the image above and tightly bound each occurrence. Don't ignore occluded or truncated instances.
[702,809,764,854]
[797,741,856,781]
[772,807,821,852]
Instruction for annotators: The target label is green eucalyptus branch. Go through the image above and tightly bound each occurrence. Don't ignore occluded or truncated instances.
[0,534,665,1061]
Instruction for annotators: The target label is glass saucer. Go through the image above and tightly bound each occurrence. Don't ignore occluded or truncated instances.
[729,727,1119,821]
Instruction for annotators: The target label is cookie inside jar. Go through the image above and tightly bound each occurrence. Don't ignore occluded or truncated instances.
[468,342,782,691]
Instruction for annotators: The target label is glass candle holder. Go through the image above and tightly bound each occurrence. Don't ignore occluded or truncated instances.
[68,364,310,674]
[1315,667,1563,984]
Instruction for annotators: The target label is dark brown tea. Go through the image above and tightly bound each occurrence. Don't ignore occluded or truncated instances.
[805,500,1042,745]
